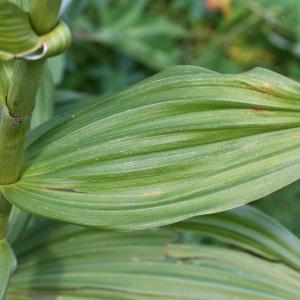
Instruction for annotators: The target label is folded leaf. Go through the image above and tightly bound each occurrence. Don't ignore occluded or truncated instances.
[0,239,16,300]
[173,205,300,271]
[0,1,40,60]
[3,66,300,230]
[0,61,14,103]
[6,213,300,300]
[0,2,71,61]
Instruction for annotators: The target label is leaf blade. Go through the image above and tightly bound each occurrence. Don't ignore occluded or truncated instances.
[173,205,300,272]
[0,239,16,300]
[6,214,300,300]
[3,66,300,230]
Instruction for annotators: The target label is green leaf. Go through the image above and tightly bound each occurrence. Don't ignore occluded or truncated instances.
[6,207,31,246]
[0,239,16,300]
[0,2,71,61]
[0,61,14,103]
[173,205,300,271]
[6,214,300,300]
[47,54,66,85]
[0,0,40,61]
[3,66,300,230]
[31,66,55,128]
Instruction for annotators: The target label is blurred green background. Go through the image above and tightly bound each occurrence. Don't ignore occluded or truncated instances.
[50,0,300,235]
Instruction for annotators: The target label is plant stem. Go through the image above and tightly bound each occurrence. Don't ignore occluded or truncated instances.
[0,60,44,184]
[0,193,12,239]
[0,0,63,236]
[0,106,31,184]
[7,60,45,118]
[0,61,44,229]
[0,9,67,300]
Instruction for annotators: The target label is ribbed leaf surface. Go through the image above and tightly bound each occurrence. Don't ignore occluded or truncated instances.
[0,1,40,60]
[173,205,300,271]
[6,209,300,300]
[3,66,300,230]
[31,66,55,127]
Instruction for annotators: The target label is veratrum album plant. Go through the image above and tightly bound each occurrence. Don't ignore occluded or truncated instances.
[0,1,300,299]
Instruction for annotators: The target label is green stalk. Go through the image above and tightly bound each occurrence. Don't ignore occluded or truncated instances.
[0,60,44,184]
[0,60,43,241]
[6,60,45,118]
[0,0,62,184]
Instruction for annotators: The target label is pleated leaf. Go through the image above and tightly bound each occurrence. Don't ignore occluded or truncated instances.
[6,214,300,300]
[3,66,300,230]
[0,1,40,61]
[173,205,300,271]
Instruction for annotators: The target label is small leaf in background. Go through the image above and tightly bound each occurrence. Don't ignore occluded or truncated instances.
[3,66,300,230]
[255,180,300,236]
[73,0,188,70]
